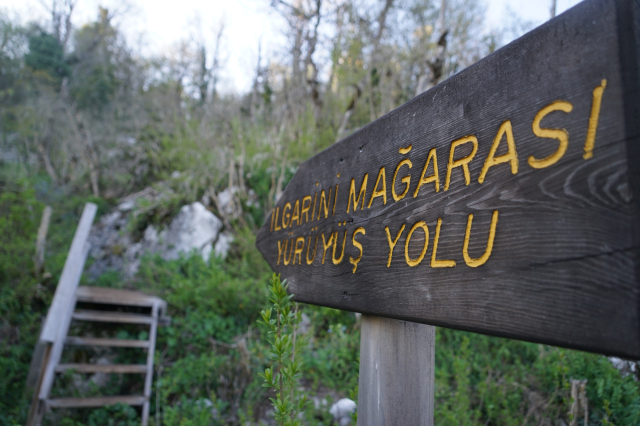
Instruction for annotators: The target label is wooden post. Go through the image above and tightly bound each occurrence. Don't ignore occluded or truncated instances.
[357,315,435,425]
[34,206,52,277]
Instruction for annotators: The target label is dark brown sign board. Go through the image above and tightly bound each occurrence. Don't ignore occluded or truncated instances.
[256,0,640,359]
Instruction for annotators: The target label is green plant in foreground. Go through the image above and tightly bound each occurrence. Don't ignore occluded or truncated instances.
[258,274,308,426]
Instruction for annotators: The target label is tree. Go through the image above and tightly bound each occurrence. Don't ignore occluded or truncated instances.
[68,7,117,110]
[24,30,68,86]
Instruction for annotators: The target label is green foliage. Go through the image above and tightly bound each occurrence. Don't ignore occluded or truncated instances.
[59,404,139,426]
[24,31,68,85]
[132,252,268,424]
[0,14,26,109]
[303,306,359,392]
[162,395,226,426]
[1,4,640,424]
[0,176,110,424]
[0,186,43,423]
[434,328,640,425]
[69,8,117,110]
[1,183,638,425]
[258,274,309,425]
[0,186,42,285]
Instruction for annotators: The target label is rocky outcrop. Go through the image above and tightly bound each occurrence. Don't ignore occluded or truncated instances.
[88,201,231,280]
[160,202,223,261]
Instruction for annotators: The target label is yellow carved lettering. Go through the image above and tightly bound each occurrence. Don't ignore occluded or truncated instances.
[479,120,519,184]
[270,209,275,231]
[350,227,365,273]
[290,199,300,227]
[399,145,412,154]
[283,238,294,265]
[583,79,607,160]
[392,159,412,201]
[384,224,406,267]
[404,221,429,267]
[282,203,292,229]
[293,236,305,265]
[321,233,334,264]
[311,192,317,221]
[277,239,286,265]
[368,167,387,208]
[332,230,347,265]
[301,196,312,224]
[414,148,440,197]
[431,218,456,268]
[348,175,369,213]
[333,184,338,216]
[274,207,282,231]
[318,188,333,220]
[445,136,478,191]
[463,210,499,267]
[306,235,318,265]
[528,100,573,169]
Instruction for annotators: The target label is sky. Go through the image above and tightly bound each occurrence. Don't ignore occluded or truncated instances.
[2,0,583,93]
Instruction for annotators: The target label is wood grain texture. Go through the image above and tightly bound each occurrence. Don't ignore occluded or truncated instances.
[72,310,154,324]
[55,364,147,374]
[358,315,435,426]
[256,0,640,358]
[38,242,89,402]
[64,336,150,348]
[46,396,146,408]
[40,203,97,343]
[76,286,168,310]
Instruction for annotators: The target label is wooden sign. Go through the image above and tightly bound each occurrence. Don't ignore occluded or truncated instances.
[256,0,640,359]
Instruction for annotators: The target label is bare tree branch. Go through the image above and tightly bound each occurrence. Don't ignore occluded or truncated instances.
[335,0,394,141]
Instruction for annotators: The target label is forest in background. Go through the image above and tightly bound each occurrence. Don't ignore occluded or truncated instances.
[1,0,639,424]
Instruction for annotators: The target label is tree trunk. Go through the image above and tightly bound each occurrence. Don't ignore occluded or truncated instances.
[335,0,394,142]
[415,0,448,97]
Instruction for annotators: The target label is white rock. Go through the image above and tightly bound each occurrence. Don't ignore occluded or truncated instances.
[246,189,260,208]
[329,398,356,426]
[312,396,328,409]
[298,313,311,335]
[117,135,136,145]
[214,232,234,259]
[125,258,141,277]
[90,357,112,387]
[101,211,122,228]
[196,398,219,418]
[161,202,223,262]
[609,357,637,379]
[88,201,230,279]
[143,225,159,250]
[117,200,135,211]
[217,187,240,218]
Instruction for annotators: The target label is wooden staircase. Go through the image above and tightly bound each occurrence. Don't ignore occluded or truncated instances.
[41,286,169,425]
[27,204,170,426]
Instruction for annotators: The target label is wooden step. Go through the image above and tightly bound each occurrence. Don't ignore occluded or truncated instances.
[46,395,146,408]
[55,364,148,374]
[72,309,153,324]
[65,336,149,348]
[76,286,166,310]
